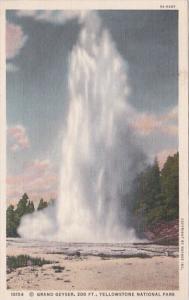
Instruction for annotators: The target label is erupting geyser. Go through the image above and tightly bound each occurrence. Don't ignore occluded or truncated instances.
[18,12,146,242]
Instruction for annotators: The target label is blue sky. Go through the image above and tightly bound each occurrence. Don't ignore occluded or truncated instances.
[6,10,178,203]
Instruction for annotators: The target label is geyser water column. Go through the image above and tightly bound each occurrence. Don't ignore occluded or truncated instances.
[56,12,145,242]
[18,11,146,242]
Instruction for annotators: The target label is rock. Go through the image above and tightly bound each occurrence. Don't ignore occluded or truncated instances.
[144,219,179,245]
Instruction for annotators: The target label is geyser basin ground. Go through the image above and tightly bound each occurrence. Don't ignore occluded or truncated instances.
[7,238,178,290]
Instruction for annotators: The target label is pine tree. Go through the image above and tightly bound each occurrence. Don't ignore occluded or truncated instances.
[37,198,48,210]
[6,205,19,237]
[27,201,35,214]
[161,152,179,220]
[15,193,30,218]
[130,159,163,228]
[6,194,36,237]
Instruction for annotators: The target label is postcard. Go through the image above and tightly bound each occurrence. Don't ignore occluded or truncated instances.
[0,1,188,299]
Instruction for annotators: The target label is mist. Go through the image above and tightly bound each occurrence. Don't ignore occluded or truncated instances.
[18,11,147,242]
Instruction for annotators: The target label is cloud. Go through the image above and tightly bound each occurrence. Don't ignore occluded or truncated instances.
[161,124,178,136]
[6,21,27,60]
[131,105,178,137]
[7,159,58,203]
[156,148,177,169]
[6,22,27,72]
[6,11,87,71]
[7,125,30,152]
[163,106,178,122]
[131,114,160,135]
[25,159,51,175]
[16,10,88,25]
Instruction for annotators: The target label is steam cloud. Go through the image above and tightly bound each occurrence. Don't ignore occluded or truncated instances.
[18,11,147,242]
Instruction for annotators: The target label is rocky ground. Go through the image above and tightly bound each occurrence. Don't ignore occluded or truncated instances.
[7,238,179,290]
[144,219,179,245]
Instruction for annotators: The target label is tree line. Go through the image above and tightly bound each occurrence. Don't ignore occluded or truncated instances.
[6,194,53,237]
[7,152,178,237]
[126,152,178,233]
